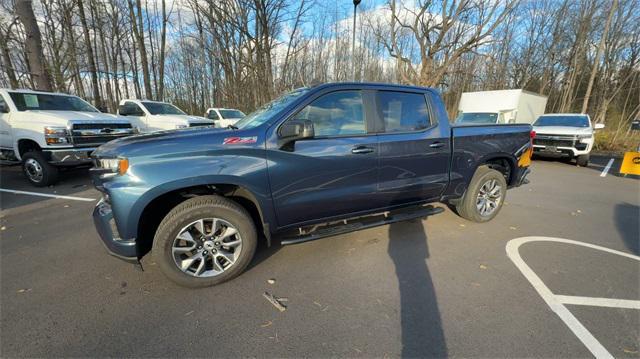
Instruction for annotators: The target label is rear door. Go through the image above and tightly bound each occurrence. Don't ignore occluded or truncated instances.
[267,89,381,228]
[375,90,450,206]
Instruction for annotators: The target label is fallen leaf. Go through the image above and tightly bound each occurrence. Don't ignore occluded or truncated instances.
[267,278,276,284]
[576,209,582,213]
[17,288,32,293]
[459,224,466,227]
[63,205,70,208]
[184,310,194,316]
[261,321,273,328]
[313,301,322,307]
[0,226,6,231]
[623,348,638,354]
[479,264,488,270]
[509,226,517,230]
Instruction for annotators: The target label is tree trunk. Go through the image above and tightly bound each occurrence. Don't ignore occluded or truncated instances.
[15,0,53,91]
[76,0,102,108]
[581,0,618,115]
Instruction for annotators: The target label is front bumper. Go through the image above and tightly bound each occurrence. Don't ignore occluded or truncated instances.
[93,198,139,264]
[45,147,96,165]
[533,145,590,157]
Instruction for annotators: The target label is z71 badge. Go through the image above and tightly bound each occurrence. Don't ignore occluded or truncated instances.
[223,136,257,145]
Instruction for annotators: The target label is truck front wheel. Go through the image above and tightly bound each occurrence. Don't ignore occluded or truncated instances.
[576,154,589,167]
[455,166,507,223]
[152,195,257,288]
[21,151,59,187]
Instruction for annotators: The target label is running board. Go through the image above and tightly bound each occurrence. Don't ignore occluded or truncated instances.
[279,205,444,245]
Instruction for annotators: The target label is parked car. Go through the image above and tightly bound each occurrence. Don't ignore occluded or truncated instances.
[532,113,604,166]
[91,82,534,287]
[118,99,214,132]
[204,107,246,128]
[456,89,548,125]
[0,89,136,186]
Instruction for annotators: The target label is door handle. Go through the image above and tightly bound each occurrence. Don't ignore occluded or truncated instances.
[429,142,445,149]
[351,146,375,154]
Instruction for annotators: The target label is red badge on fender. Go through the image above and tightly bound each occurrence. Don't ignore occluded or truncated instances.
[223,136,257,145]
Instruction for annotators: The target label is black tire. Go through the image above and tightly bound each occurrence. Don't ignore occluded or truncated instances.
[455,166,508,223]
[152,195,257,288]
[576,154,589,167]
[21,151,59,187]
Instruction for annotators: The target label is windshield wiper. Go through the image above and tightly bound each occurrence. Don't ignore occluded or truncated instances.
[227,124,239,130]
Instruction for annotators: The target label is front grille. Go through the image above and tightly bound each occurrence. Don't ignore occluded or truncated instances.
[533,135,576,148]
[73,123,131,130]
[189,123,213,127]
[70,122,135,146]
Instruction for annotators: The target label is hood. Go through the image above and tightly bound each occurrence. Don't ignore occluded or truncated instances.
[149,114,214,124]
[532,126,592,136]
[93,126,259,158]
[25,110,127,125]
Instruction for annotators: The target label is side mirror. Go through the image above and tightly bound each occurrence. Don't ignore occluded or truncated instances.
[594,123,605,130]
[280,120,314,140]
[97,105,108,113]
[0,103,8,113]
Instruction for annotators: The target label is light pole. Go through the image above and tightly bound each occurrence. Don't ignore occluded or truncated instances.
[352,0,361,81]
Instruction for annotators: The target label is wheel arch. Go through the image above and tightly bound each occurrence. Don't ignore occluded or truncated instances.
[477,153,518,186]
[134,181,272,259]
[16,138,42,160]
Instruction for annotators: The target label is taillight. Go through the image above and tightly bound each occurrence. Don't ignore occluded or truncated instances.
[530,130,536,139]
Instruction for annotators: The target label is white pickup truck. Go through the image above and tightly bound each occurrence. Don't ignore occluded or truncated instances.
[118,99,214,132]
[532,113,605,166]
[204,107,245,128]
[0,89,136,186]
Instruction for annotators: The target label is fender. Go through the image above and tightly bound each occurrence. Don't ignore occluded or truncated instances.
[115,174,276,241]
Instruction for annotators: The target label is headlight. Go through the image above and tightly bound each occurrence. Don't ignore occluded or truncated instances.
[97,157,129,175]
[44,126,69,145]
[176,124,188,129]
[577,134,593,141]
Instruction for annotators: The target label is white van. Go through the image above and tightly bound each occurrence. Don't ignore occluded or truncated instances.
[455,89,548,125]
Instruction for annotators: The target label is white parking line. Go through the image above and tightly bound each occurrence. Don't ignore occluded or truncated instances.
[0,188,96,202]
[506,237,640,359]
[600,158,614,177]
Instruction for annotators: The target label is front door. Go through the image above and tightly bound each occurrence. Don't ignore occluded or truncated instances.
[375,90,450,207]
[267,90,380,228]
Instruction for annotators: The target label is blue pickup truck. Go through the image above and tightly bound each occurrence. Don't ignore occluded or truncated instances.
[91,82,533,287]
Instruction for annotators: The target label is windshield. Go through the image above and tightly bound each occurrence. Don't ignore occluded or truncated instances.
[9,92,98,112]
[455,112,498,125]
[141,101,186,115]
[219,109,245,119]
[534,115,589,127]
[235,88,309,129]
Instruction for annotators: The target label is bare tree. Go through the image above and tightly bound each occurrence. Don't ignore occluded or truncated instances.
[15,0,52,91]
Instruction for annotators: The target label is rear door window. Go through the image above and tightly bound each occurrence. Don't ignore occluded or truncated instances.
[376,91,431,132]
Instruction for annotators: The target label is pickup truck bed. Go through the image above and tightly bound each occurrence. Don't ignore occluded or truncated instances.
[91,82,533,287]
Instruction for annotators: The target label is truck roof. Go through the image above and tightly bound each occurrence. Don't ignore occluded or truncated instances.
[0,88,77,97]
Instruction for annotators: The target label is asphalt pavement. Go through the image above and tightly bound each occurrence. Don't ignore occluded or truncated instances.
[0,156,638,357]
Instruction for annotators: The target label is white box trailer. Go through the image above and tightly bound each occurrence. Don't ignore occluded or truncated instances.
[456,89,548,125]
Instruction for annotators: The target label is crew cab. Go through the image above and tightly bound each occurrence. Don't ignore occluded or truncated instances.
[0,89,135,186]
[118,99,214,133]
[92,83,533,287]
[204,108,246,128]
[532,113,604,166]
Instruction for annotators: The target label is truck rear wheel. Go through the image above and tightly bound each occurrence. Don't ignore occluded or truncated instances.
[455,166,507,223]
[21,151,59,187]
[152,195,257,288]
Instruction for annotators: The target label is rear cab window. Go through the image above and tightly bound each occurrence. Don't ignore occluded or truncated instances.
[376,91,432,133]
